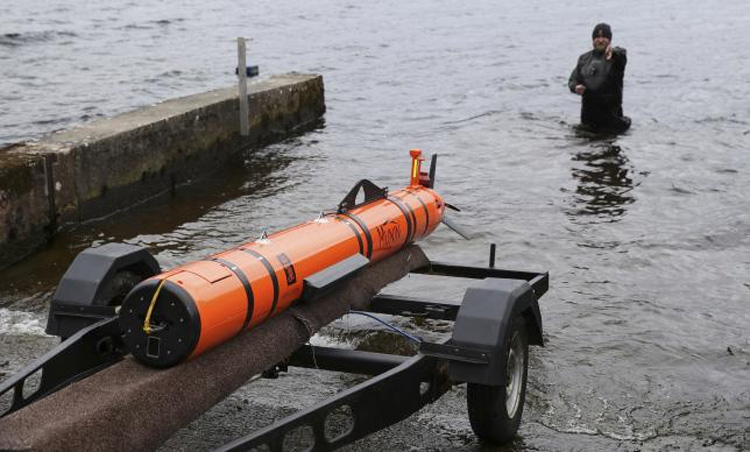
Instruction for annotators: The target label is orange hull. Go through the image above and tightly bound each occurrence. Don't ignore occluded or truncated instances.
[119,150,445,367]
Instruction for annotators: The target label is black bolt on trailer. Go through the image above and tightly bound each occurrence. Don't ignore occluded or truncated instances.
[0,242,548,450]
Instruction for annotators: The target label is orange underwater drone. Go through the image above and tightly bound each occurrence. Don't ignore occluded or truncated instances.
[119,150,448,367]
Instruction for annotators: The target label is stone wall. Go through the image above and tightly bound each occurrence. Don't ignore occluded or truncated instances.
[0,73,325,268]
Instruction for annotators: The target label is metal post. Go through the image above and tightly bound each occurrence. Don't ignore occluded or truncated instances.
[237,37,249,136]
[489,243,496,268]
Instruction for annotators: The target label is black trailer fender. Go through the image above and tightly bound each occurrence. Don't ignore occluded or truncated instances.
[46,243,160,339]
[448,278,543,386]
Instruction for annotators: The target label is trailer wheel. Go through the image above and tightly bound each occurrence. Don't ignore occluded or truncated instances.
[96,269,144,306]
[467,315,528,444]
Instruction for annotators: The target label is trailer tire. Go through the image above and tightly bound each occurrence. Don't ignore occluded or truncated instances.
[96,269,144,306]
[467,315,528,444]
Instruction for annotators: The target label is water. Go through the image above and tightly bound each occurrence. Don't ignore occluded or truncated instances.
[1,0,749,449]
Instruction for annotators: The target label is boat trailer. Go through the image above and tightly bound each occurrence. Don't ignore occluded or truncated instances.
[0,244,547,450]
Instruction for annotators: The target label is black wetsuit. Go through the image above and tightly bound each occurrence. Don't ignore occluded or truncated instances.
[568,47,630,132]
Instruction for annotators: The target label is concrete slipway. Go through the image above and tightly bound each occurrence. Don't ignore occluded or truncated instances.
[0,73,325,269]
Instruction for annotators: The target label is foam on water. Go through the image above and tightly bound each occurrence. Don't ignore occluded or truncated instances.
[0,308,46,336]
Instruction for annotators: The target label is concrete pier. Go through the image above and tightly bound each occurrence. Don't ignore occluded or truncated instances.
[0,73,325,269]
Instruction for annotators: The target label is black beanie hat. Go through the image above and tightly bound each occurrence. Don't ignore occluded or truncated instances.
[592,23,612,40]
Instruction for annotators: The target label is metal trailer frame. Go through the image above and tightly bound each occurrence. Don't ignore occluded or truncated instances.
[0,245,548,451]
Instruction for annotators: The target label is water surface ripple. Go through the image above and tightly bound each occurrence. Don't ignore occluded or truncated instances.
[1,0,748,450]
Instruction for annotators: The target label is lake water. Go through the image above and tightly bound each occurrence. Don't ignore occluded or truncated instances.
[1,0,748,449]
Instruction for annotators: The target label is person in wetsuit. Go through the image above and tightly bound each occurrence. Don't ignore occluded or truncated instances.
[569,23,631,132]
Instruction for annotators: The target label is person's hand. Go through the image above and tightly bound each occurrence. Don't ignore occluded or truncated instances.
[575,84,586,95]
[605,44,613,60]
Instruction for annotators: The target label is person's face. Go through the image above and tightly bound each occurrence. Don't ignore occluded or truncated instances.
[593,35,610,52]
